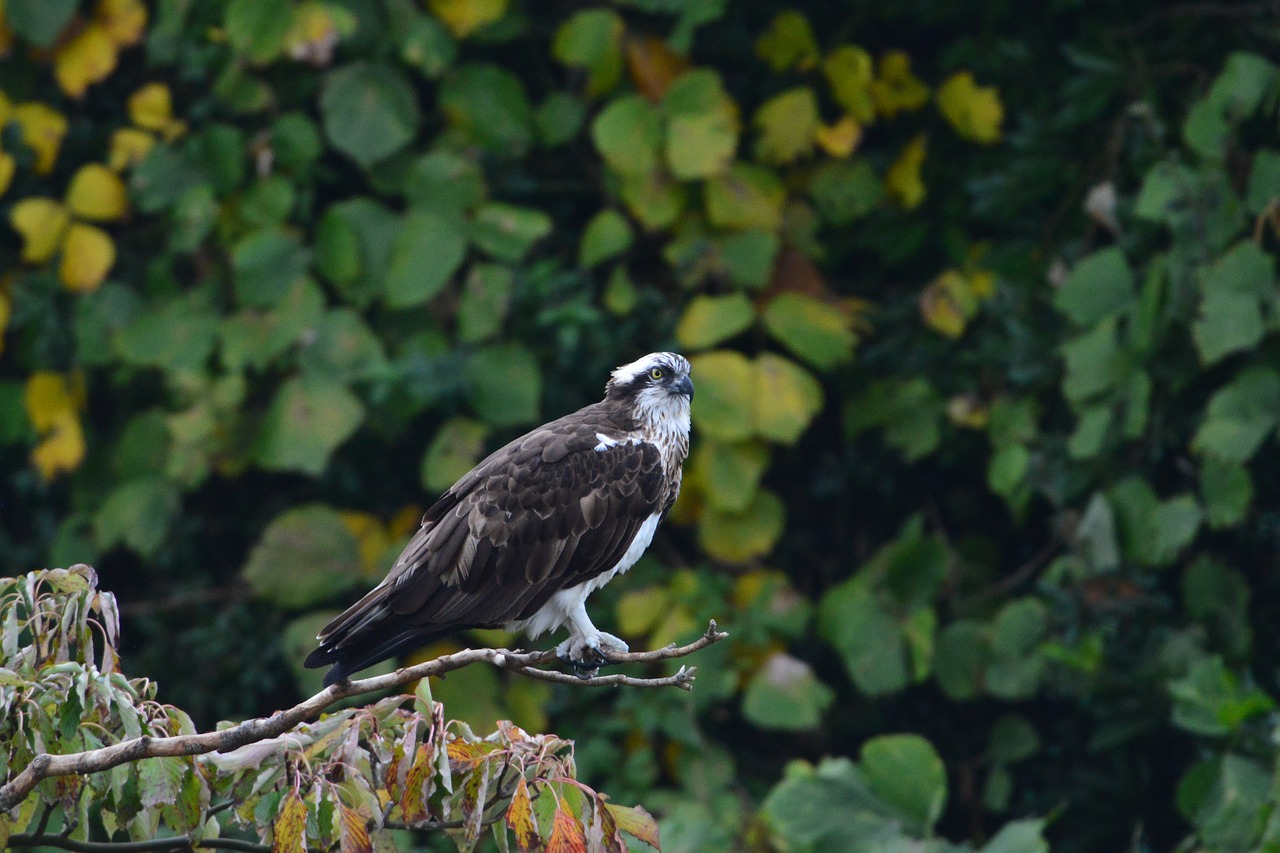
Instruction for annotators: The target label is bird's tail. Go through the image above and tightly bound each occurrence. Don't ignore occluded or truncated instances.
[304,625,452,686]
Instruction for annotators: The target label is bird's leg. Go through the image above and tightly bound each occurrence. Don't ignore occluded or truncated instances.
[556,600,629,678]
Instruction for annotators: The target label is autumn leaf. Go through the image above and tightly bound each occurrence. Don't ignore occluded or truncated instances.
[755,10,819,72]
[814,116,861,158]
[66,164,128,221]
[920,269,979,338]
[55,24,120,98]
[427,0,507,38]
[13,102,68,174]
[10,198,70,263]
[885,134,927,209]
[547,798,587,853]
[338,803,372,853]
[754,87,819,164]
[60,223,116,292]
[108,128,155,171]
[338,510,389,574]
[399,743,434,822]
[823,45,876,123]
[505,777,539,853]
[602,803,661,849]
[870,51,930,118]
[96,0,148,46]
[272,790,307,853]
[128,83,185,140]
[937,71,1003,143]
[625,35,688,102]
[25,372,87,480]
[30,412,86,480]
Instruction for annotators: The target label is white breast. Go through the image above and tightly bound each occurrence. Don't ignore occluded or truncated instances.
[509,512,663,639]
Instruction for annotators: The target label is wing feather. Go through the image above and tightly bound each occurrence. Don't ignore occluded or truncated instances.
[306,405,667,682]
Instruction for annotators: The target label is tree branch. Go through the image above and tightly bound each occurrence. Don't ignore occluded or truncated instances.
[0,621,727,813]
[7,833,268,852]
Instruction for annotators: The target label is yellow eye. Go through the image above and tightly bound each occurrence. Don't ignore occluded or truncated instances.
[649,367,665,380]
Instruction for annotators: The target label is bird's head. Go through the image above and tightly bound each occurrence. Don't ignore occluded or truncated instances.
[605,352,694,428]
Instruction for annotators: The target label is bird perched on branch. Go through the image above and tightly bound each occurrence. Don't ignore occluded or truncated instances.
[306,352,694,686]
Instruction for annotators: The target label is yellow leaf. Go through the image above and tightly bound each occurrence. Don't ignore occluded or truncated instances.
[54,24,120,98]
[947,394,989,429]
[108,127,155,171]
[0,149,14,196]
[814,116,861,158]
[31,411,86,480]
[753,352,823,444]
[96,0,148,46]
[128,83,173,131]
[59,222,116,292]
[13,102,69,174]
[339,510,390,574]
[755,10,819,73]
[285,2,356,65]
[24,371,82,431]
[885,133,927,209]
[387,504,423,540]
[0,290,9,355]
[427,0,508,38]
[10,198,70,263]
[616,586,672,637]
[919,269,977,338]
[753,87,819,164]
[937,71,1003,144]
[822,45,876,124]
[66,163,128,221]
[870,51,930,118]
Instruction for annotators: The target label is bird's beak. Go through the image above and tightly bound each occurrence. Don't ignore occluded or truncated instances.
[674,375,694,401]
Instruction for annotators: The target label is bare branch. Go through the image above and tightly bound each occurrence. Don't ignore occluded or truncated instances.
[0,621,727,813]
[7,833,268,852]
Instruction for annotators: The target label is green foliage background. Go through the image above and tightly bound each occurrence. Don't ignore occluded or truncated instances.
[3,0,1280,850]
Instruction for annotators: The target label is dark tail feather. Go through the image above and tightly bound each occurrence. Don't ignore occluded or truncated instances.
[305,625,455,686]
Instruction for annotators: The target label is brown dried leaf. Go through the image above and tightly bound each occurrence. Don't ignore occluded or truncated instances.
[603,803,660,850]
[625,35,689,102]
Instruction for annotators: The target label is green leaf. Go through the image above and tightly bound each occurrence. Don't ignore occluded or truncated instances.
[1246,149,1280,215]
[552,9,623,96]
[592,95,663,176]
[465,344,541,426]
[231,229,311,308]
[719,229,779,288]
[394,10,456,77]
[934,620,989,700]
[422,417,489,492]
[469,203,552,262]
[138,757,187,810]
[760,758,894,849]
[755,10,819,73]
[385,209,468,307]
[818,579,909,696]
[675,294,754,351]
[1200,458,1252,529]
[860,734,947,834]
[297,309,388,382]
[619,171,687,229]
[705,163,785,230]
[6,0,76,47]
[989,715,1040,764]
[689,350,755,441]
[1208,52,1280,120]
[1060,317,1123,404]
[1054,247,1134,327]
[810,160,883,224]
[1147,494,1203,566]
[224,0,291,63]
[698,488,785,562]
[754,88,819,164]
[439,64,535,156]
[1192,366,1280,462]
[665,110,738,180]
[1181,754,1270,851]
[982,819,1049,853]
[579,209,633,267]
[692,440,769,512]
[742,652,834,731]
[404,150,487,211]
[1169,655,1275,737]
[318,198,401,306]
[1184,557,1252,658]
[241,504,362,609]
[254,375,365,475]
[1193,240,1275,365]
[115,294,220,373]
[754,353,823,444]
[535,91,587,147]
[458,263,514,343]
[762,294,855,369]
[321,61,421,168]
[220,278,326,372]
[94,479,180,557]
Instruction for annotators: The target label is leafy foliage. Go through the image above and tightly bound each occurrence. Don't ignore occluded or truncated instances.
[0,566,660,851]
[3,0,1280,851]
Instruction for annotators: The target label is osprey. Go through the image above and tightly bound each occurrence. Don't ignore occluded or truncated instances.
[305,352,693,686]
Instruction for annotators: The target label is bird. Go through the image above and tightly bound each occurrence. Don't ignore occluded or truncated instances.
[305,351,694,686]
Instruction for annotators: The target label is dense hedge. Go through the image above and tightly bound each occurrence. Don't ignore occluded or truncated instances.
[3,1,1280,850]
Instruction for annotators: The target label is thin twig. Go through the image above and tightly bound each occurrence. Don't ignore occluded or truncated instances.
[0,622,727,812]
[7,834,268,852]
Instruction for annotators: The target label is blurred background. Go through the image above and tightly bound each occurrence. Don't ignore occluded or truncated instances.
[3,0,1280,849]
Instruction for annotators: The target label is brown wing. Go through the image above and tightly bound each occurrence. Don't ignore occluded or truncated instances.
[305,405,666,683]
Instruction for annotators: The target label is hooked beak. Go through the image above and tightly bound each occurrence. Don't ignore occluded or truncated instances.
[673,375,694,401]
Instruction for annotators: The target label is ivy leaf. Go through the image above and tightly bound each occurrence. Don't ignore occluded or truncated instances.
[321,62,421,168]
[1193,240,1274,365]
